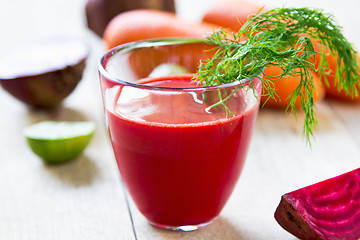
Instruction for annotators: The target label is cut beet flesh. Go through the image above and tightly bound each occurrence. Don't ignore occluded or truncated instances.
[275,168,360,240]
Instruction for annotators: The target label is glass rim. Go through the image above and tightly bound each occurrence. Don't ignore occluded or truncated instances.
[98,38,254,91]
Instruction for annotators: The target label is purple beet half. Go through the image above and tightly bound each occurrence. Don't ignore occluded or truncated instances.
[0,38,88,109]
[275,168,360,240]
[85,0,176,36]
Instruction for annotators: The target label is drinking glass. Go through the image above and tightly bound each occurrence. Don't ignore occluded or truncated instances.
[98,38,262,231]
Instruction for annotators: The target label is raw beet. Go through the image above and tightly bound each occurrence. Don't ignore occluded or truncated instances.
[275,168,360,240]
[85,0,176,36]
[0,38,88,109]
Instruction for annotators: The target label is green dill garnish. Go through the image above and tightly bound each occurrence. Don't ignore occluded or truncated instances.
[195,7,360,144]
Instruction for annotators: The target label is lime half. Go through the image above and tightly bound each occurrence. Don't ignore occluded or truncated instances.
[24,121,96,164]
[149,63,189,78]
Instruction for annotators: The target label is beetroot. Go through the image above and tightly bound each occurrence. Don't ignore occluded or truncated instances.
[0,38,88,109]
[275,168,360,240]
[85,0,176,36]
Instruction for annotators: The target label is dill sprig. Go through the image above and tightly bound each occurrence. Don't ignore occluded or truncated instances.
[195,7,360,143]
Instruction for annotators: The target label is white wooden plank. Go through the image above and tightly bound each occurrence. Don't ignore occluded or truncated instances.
[0,1,135,238]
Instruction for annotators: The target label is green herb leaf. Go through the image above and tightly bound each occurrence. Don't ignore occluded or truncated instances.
[195,7,360,144]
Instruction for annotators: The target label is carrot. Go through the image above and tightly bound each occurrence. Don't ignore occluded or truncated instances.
[202,1,326,108]
[103,9,218,49]
[202,0,266,32]
[262,66,325,109]
[128,42,216,79]
[313,43,360,102]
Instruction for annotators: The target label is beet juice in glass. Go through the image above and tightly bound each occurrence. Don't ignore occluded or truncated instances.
[98,39,262,231]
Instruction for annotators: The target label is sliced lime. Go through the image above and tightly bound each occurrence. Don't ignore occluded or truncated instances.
[149,63,189,78]
[24,121,96,164]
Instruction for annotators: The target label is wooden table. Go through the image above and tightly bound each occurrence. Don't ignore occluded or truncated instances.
[1,0,360,239]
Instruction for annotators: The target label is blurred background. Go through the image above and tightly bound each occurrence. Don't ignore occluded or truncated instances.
[1,0,360,51]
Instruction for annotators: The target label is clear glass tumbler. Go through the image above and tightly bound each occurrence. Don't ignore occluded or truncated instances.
[98,39,262,231]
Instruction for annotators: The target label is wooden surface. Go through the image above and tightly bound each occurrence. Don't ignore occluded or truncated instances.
[1,0,360,239]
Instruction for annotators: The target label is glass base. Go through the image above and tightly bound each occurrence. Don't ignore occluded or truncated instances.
[149,218,215,231]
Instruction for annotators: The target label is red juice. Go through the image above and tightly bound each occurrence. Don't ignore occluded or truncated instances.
[105,75,260,227]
